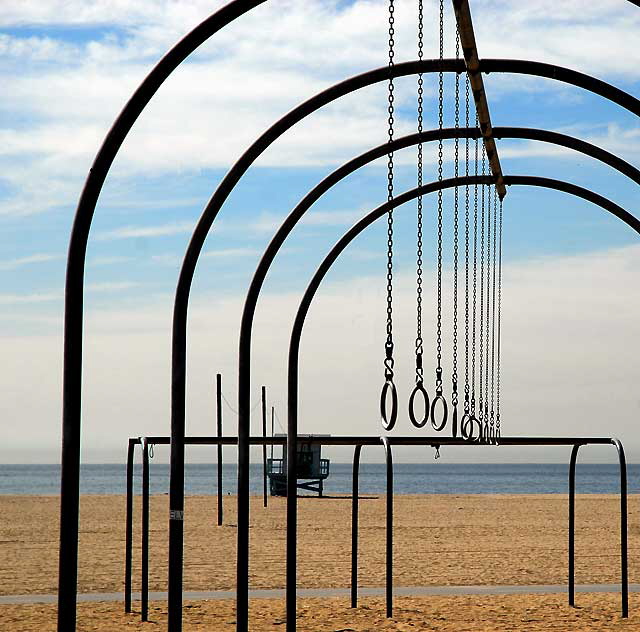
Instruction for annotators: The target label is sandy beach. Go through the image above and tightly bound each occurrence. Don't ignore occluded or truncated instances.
[0,493,638,630]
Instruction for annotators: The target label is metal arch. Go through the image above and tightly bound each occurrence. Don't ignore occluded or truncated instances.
[238,126,640,629]
[197,63,640,631]
[60,56,640,632]
[286,174,639,629]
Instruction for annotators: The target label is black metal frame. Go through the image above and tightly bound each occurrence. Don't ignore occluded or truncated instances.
[56,4,640,631]
[123,434,628,624]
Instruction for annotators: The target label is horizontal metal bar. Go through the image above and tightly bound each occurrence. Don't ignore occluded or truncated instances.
[133,435,619,447]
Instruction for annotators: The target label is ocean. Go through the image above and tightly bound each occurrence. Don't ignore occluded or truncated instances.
[0,462,637,496]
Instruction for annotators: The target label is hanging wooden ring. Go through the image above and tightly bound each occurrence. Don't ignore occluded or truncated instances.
[430,394,448,432]
[380,379,398,431]
[408,381,430,428]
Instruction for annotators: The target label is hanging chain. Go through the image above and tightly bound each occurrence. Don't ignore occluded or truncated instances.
[408,0,432,429]
[380,0,397,431]
[496,196,503,442]
[435,0,444,396]
[463,75,470,416]
[451,29,460,435]
[471,115,479,418]
[490,186,498,443]
[415,0,424,385]
[478,140,486,437]
[385,0,395,373]
[484,178,492,442]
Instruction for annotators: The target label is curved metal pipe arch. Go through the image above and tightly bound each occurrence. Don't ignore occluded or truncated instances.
[285,174,639,627]
[56,7,640,623]
[169,61,640,630]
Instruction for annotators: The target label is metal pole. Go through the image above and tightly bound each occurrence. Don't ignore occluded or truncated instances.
[216,373,223,526]
[568,444,579,608]
[262,386,268,508]
[351,445,363,608]
[271,406,274,460]
[141,439,150,622]
[124,439,136,612]
[612,439,629,618]
[382,437,393,618]
[286,428,298,629]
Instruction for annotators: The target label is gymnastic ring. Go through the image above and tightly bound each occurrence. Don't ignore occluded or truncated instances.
[380,379,398,431]
[461,413,480,442]
[430,394,448,432]
[408,381,430,428]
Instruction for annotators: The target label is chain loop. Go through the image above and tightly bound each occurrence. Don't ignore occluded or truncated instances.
[478,137,486,440]
[415,0,425,384]
[381,0,396,431]
[490,186,498,444]
[451,24,461,437]
[496,196,503,443]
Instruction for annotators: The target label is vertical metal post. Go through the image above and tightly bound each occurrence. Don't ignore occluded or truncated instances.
[262,386,268,508]
[351,445,363,608]
[216,373,223,526]
[612,439,629,618]
[568,444,579,608]
[141,439,150,622]
[125,439,136,613]
[286,369,298,630]
[382,437,393,618]
[271,406,275,460]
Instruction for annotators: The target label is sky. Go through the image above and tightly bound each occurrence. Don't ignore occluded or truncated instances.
[0,0,639,465]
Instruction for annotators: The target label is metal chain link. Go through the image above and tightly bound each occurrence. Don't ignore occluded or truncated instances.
[384,0,395,380]
[490,186,497,442]
[463,74,470,414]
[451,27,460,411]
[471,114,479,416]
[478,140,486,430]
[435,0,444,395]
[483,173,491,440]
[496,197,503,441]
[415,0,424,384]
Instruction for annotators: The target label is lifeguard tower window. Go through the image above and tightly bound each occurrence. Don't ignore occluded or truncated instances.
[267,435,331,496]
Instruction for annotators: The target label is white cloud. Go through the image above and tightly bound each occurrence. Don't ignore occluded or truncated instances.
[0,292,60,305]
[1,244,638,463]
[86,281,140,292]
[94,221,194,240]
[2,0,639,215]
[0,253,62,270]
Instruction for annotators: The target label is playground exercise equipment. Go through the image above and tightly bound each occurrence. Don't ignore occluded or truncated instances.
[56,1,640,630]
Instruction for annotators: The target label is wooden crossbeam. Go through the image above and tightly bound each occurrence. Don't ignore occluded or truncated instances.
[452,0,507,199]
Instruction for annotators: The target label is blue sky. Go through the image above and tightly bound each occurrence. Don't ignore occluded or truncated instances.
[0,0,639,463]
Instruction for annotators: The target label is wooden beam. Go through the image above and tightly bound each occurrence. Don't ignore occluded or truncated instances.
[452,0,507,199]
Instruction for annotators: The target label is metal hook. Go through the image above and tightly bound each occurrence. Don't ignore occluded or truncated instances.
[434,445,441,460]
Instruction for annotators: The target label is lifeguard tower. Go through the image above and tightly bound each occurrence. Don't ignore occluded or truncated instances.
[267,434,330,497]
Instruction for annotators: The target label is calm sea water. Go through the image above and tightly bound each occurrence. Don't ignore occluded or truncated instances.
[0,463,638,495]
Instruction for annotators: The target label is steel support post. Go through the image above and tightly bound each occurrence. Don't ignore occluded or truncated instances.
[262,386,268,508]
[216,373,223,526]
[613,439,629,618]
[382,437,393,618]
[141,439,150,622]
[351,444,363,608]
[124,438,136,613]
[568,444,579,608]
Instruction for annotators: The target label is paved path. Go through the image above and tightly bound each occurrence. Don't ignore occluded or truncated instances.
[1,584,637,605]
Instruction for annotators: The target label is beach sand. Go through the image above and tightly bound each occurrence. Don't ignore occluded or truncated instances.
[0,493,638,630]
